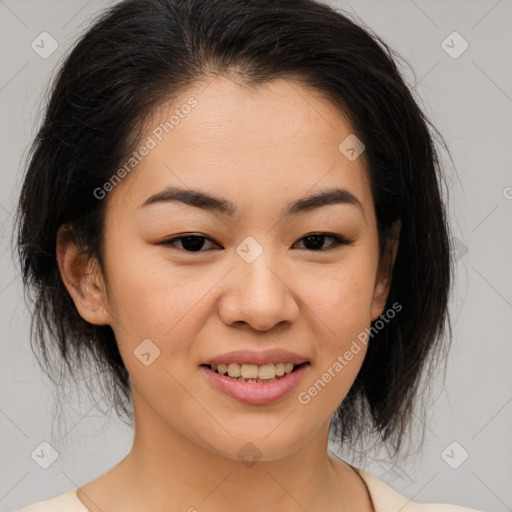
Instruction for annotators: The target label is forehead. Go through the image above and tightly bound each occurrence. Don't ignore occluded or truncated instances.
[106,76,373,221]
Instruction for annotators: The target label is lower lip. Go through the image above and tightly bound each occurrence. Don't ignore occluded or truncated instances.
[200,364,309,405]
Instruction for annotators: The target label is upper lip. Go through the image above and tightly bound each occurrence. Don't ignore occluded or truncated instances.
[202,349,309,366]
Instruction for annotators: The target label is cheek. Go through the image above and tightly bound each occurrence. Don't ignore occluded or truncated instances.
[296,277,371,418]
[102,248,218,381]
[103,237,202,331]
[295,256,375,403]
[302,261,376,337]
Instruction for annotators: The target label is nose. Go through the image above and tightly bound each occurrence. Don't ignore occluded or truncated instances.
[218,247,300,332]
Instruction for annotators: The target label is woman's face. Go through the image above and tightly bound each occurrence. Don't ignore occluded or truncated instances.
[86,77,396,461]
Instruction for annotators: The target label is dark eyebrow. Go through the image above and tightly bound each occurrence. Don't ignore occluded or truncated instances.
[284,188,364,219]
[139,186,365,220]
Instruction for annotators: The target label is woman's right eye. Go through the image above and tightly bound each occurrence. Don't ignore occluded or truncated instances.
[162,234,219,252]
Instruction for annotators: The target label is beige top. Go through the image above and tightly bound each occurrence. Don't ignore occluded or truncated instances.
[17,467,484,512]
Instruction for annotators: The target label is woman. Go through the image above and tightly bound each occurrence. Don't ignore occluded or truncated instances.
[14,0,483,510]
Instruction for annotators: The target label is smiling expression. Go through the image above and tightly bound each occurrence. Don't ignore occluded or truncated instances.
[70,76,396,461]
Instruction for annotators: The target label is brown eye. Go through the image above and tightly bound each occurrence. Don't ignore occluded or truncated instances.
[163,234,218,252]
[293,233,354,251]
[161,232,354,253]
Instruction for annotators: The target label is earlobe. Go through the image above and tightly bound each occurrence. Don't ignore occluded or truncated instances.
[56,225,111,326]
[370,220,401,321]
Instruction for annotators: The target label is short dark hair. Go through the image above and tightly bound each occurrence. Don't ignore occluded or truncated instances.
[14,0,454,458]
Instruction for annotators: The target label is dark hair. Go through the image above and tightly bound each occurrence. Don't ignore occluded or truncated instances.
[14,0,453,459]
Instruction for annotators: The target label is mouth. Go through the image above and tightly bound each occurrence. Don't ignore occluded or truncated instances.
[200,360,310,405]
[201,362,309,384]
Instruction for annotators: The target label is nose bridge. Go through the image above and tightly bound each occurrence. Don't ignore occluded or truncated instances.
[219,235,299,330]
[236,235,286,298]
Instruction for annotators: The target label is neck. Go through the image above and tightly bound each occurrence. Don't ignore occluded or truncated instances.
[106,390,356,512]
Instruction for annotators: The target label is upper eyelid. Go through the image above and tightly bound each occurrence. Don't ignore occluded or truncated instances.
[162,232,353,249]
[164,232,347,242]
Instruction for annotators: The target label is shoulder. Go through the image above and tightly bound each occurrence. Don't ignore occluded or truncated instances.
[353,467,485,512]
[17,488,88,512]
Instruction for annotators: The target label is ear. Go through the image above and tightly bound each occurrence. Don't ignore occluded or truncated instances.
[370,220,401,321]
[56,225,111,326]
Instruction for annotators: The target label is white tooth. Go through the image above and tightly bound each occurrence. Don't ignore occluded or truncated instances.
[227,363,241,377]
[217,363,228,375]
[258,363,276,379]
[211,364,218,371]
[275,362,285,376]
[283,362,294,374]
[241,364,259,379]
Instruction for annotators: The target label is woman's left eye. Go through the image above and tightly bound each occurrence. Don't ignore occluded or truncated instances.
[293,233,354,251]
[161,232,353,252]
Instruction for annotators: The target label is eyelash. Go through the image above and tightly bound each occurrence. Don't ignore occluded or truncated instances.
[161,232,354,253]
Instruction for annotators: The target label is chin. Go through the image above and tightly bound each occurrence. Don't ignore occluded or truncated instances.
[198,429,313,464]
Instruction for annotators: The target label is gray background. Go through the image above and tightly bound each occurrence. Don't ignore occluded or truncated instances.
[0,0,511,511]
